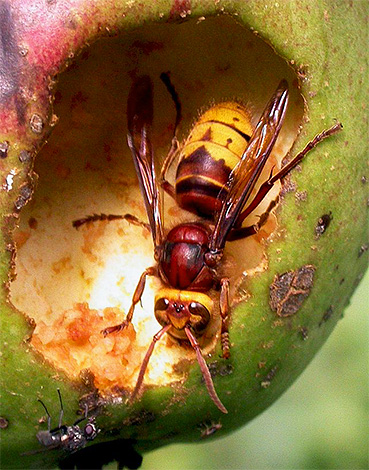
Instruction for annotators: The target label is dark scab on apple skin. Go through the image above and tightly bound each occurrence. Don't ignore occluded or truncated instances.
[207,361,234,379]
[295,190,307,203]
[198,420,222,439]
[319,305,334,327]
[299,326,309,340]
[29,113,44,134]
[0,141,9,159]
[315,212,333,239]
[269,265,316,317]
[260,364,279,389]
[19,150,32,163]
[14,184,33,211]
[168,0,192,23]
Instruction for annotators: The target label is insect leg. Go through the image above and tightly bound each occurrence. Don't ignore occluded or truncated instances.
[236,122,342,227]
[159,146,179,200]
[227,199,279,241]
[185,327,228,414]
[219,278,231,359]
[37,399,51,432]
[56,389,64,429]
[72,213,150,232]
[159,71,182,199]
[130,324,171,403]
[160,72,182,132]
[101,266,156,336]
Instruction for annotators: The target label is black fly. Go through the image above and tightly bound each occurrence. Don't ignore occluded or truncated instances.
[34,389,99,453]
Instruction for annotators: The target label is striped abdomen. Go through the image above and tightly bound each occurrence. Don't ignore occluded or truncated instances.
[175,102,253,218]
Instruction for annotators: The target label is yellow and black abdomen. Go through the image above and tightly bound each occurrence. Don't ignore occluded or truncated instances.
[175,102,253,218]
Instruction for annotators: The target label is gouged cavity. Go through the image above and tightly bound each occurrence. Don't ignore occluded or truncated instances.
[9,16,304,395]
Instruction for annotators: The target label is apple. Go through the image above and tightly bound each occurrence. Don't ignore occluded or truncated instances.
[0,1,367,468]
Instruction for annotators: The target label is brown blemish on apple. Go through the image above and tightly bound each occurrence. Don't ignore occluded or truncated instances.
[28,216,38,229]
[0,417,9,429]
[260,364,278,389]
[0,141,10,159]
[315,212,333,239]
[269,265,316,317]
[169,0,192,22]
[299,326,309,340]
[199,420,222,439]
[14,184,33,211]
[294,190,307,203]
[319,305,334,326]
[29,113,44,134]
[18,150,32,163]
[207,361,234,378]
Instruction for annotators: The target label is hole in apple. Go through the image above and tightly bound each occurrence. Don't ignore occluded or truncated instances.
[9,16,304,397]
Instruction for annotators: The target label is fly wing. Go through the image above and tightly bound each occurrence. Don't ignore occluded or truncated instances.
[127,76,163,248]
[21,432,62,455]
[209,80,289,253]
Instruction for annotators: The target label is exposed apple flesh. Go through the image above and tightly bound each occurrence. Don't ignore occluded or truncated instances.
[10,17,303,394]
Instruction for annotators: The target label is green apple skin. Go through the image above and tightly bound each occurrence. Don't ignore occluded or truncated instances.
[0,1,367,468]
